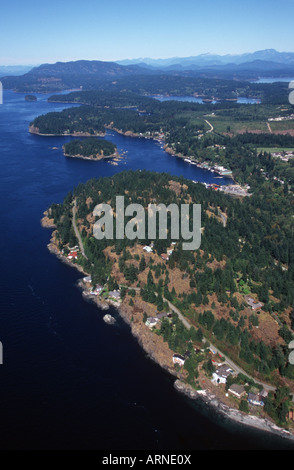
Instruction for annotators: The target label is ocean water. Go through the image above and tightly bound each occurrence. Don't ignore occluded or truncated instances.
[148,95,260,104]
[0,89,293,450]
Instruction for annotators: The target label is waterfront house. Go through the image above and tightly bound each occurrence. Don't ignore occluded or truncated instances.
[172,354,185,366]
[248,392,265,406]
[94,285,103,295]
[145,317,159,328]
[90,285,103,296]
[143,245,153,253]
[212,364,233,384]
[108,290,121,301]
[67,251,78,260]
[228,384,246,399]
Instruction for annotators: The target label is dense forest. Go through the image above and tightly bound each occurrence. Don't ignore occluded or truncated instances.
[95,75,290,105]
[31,89,294,188]
[30,106,106,135]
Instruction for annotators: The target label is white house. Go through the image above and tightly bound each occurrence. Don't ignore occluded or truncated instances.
[172,354,185,366]
[212,364,233,384]
[145,317,159,328]
[94,285,103,294]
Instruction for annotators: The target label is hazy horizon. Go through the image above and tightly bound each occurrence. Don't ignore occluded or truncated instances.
[3,48,294,69]
[1,0,294,66]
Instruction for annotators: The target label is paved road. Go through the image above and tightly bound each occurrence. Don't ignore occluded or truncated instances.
[218,208,227,227]
[267,121,273,133]
[127,286,276,392]
[70,198,276,392]
[72,199,88,260]
[162,294,276,392]
[204,119,214,133]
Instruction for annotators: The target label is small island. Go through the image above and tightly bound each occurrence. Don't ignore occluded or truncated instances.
[63,138,118,160]
[25,94,37,102]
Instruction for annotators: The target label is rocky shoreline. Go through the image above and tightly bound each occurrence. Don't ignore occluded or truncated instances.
[63,149,120,162]
[29,124,105,138]
[174,380,294,443]
[43,221,294,446]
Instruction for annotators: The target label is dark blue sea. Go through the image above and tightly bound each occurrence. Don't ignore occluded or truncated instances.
[0,90,293,450]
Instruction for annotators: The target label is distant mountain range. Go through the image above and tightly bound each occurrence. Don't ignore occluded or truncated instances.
[117,49,294,70]
[2,50,294,93]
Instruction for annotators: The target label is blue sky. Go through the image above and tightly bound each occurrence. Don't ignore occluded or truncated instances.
[1,0,294,65]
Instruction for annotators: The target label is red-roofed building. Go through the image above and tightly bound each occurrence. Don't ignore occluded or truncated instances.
[67,251,78,260]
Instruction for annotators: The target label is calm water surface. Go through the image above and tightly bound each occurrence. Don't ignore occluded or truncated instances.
[0,90,293,450]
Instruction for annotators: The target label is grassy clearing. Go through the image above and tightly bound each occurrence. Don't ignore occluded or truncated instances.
[208,117,268,135]
[257,147,294,153]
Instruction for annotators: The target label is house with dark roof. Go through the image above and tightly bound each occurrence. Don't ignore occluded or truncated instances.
[228,384,246,399]
[172,354,185,366]
[248,392,265,406]
[156,312,169,319]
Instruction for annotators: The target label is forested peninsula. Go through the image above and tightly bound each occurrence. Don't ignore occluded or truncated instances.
[43,170,294,436]
[31,88,294,187]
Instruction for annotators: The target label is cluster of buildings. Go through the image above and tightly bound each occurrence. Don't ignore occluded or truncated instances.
[82,276,121,302]
[218,183,251,197]
[212,362,268,407]
[271,150,294,162]
[184,158,233,177]
[143,243,175,261]
[170,346,268,408]
[193,181,251,197]
[268,114,294,122]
